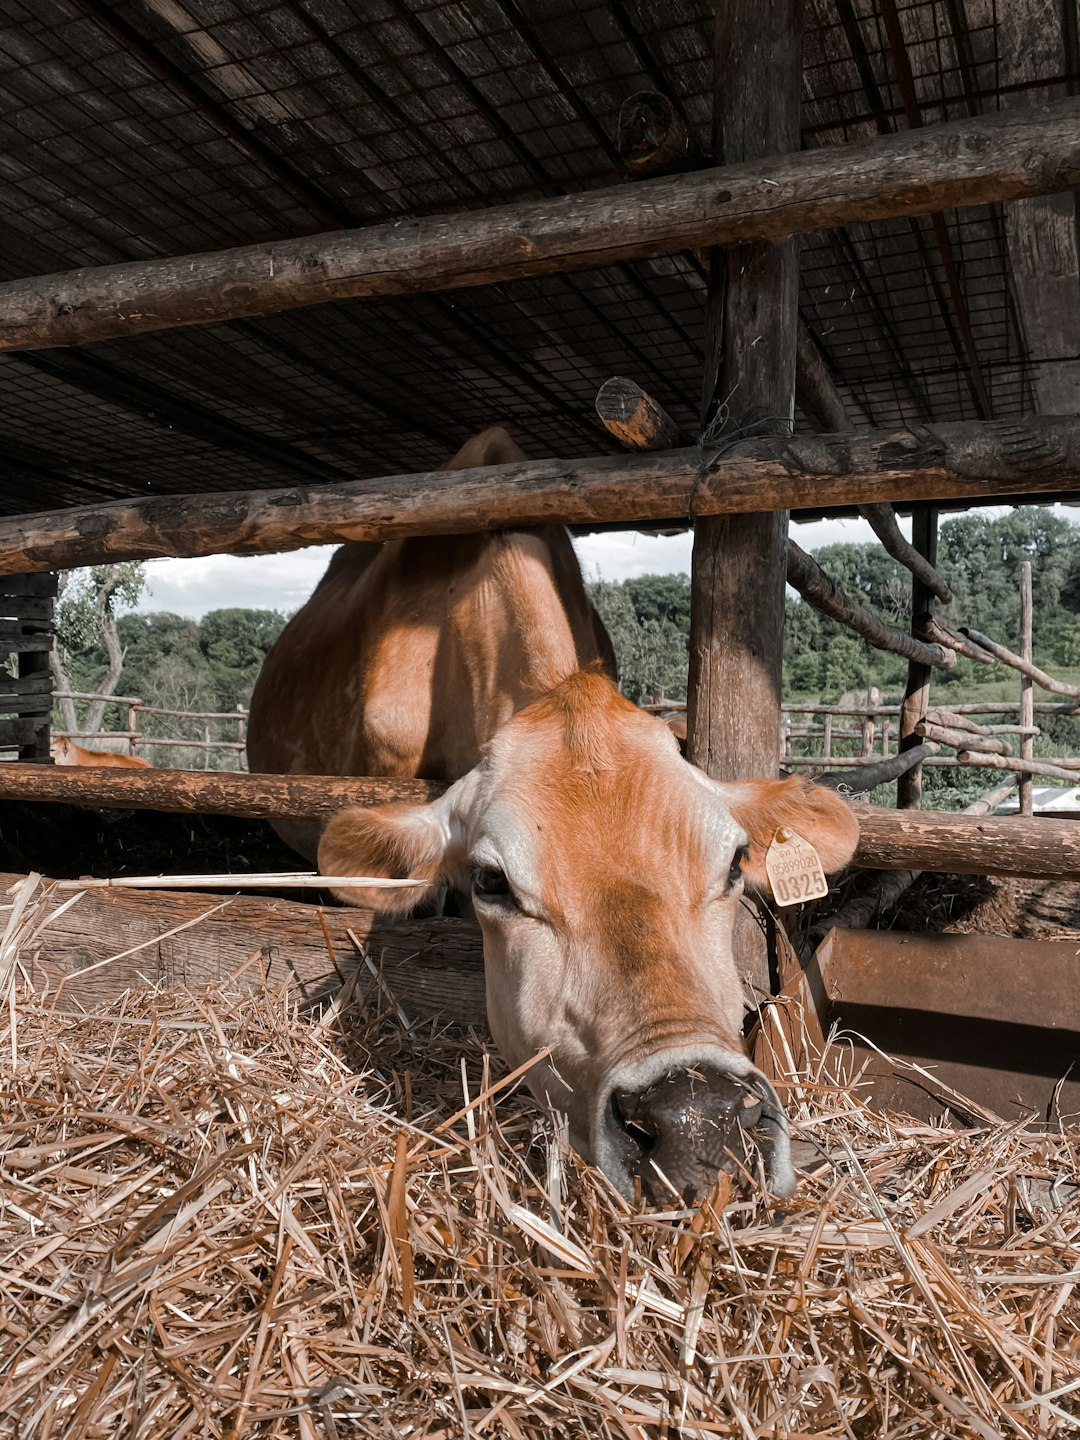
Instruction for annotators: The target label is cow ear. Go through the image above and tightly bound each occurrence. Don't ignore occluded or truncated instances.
[439,426,525,471]
[723,777,859,892]
[318,803,446,912]
[317,771,479,911]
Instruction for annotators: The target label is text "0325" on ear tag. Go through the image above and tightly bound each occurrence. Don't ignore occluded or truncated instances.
[764,827,829,908]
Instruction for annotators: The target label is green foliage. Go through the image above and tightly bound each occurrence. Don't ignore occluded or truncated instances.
[62,606,289,766]
[588,577,688,704]
[199,609,289,709]
[55,563,146,656]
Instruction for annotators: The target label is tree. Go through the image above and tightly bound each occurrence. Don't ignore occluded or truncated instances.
[51,564,146,734]
[199,608,288,709]
[587,577,689,703]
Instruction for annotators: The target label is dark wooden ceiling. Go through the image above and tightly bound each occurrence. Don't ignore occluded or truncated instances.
[0,0,1076,517]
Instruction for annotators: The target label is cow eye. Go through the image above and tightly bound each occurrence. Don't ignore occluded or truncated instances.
[729,846,749,890]
[471,864,516,907]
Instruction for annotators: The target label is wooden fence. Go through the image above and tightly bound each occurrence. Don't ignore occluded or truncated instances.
[53,691,248,769]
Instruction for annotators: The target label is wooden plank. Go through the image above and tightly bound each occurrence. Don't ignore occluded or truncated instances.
[3,418,1080,574]
[0,716,48,747]
[0,573,57,598]
[0,691,54,716]
[0,765,436,818]
[0,764,1075,879]
[0,102,1078,351]
[10,873,486,1023]
[0,599,54,621]
[0,629,51,651]
[810,928,1080,1122]
[1,672,55,697]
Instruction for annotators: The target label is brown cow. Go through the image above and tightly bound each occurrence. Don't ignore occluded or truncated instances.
[51,736,153,768]
[247,428,858,1202]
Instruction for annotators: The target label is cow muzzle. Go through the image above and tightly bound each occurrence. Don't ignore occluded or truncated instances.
[598,1058,795,1204]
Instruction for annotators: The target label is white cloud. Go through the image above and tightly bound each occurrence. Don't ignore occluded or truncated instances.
[138,548,337,618]
[130,504,1063,618]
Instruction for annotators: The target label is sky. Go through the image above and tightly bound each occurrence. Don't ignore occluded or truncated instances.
[134,513,898,619]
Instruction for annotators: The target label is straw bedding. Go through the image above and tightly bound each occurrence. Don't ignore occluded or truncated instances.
[1,881,1079,1438]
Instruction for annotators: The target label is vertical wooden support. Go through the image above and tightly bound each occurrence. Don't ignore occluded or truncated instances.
[688,0,802,781]
[1019,560,1034,816]
[688,0,802,997]
[1,573,58,763]
[896,506,938,808]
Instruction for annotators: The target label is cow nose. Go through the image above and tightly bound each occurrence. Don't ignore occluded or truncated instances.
[609,1066,772,1204]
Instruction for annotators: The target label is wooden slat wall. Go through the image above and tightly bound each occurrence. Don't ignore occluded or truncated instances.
[0,572,56,762]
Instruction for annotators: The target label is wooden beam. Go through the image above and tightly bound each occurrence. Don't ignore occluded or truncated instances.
[14,873,485,1022]
[0,766,437,820]
[956,751,1080,784]
[913,720,1011,755]
[814,743,940,795]
[785,541,955,669]
[594,376,682,450]
[896,506,938,808]
[0,765,1076,880]
[849,805,1080,880]
[1019,560,1034,815]
[1,102,1079,351]
[5,418,1080,574]
[688,0,801,787]
[794,324,954,604]
[917,614,996,664]
[591,379,953,668]
[687,0,801,999]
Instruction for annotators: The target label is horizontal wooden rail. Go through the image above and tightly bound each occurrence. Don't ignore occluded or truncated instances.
[0,102,1078,351]
[0,764,1077,880]
[4,418,1080,574]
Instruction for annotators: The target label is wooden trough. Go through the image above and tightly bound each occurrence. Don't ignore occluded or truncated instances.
[782,927,1080,1124]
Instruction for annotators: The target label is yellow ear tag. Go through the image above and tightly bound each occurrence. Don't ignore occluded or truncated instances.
[764,827,829,907]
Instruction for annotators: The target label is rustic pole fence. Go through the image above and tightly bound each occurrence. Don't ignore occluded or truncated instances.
[53,691,250,767]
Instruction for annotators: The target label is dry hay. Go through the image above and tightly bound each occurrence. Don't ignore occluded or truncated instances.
[1,880,1079,1439]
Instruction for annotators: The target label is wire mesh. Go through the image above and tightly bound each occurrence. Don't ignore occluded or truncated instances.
[0,0,1075,516]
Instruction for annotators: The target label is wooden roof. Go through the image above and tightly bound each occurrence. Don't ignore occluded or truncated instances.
[0,0,1077,517]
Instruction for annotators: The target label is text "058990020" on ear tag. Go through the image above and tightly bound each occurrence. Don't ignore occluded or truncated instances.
[764,827,829,908]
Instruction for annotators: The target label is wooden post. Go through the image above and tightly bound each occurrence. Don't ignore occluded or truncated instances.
[897,507,939,808]
[1019,560,1034,816]
[823,713,833,760]
[881,717,890,757]
[127,701,139,758]
[862,713,875,757]
[689,0,801,998]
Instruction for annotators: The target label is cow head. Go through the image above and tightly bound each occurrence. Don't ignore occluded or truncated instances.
[50,735,73,765]
[319,670,858,1203]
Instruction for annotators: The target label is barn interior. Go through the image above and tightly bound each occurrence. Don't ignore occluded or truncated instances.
[2,5,1080,1432]
[0,0,1076,511]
